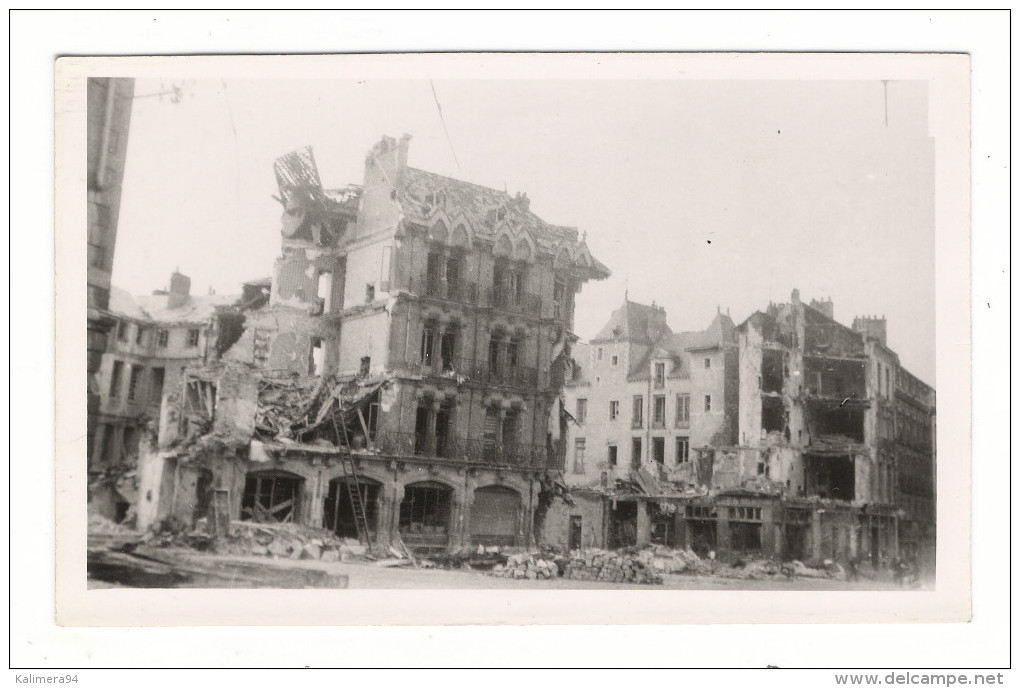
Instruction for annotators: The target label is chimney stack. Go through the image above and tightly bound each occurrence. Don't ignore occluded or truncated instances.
[852,315,887,347]
[168,271,191,310]
[809,297,834,320]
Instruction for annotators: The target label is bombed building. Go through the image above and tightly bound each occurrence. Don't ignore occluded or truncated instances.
[552,290,935,570]
[137,135,610,554]
[88,272,246,522]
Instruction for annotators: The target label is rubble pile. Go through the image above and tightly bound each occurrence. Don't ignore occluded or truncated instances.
[563,550,663,584]
[491,553,564,580]
[88,513,136,536]
[255,373,332,440]
[781,559,847,581]
[148,520,368,562]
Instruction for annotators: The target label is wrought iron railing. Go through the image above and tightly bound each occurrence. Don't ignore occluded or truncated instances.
[486,286,542,317]
[421,275,480,305]
[463,357,542,390]
[372,431,549,469]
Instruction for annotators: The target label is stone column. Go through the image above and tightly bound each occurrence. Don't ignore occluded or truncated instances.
[811,509,823,561]
[635,500,651,546]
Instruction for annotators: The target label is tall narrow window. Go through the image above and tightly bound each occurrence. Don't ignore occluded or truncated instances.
[676,437,690,464]
[676,393,690,425]
[109,361,123,398]
[309,337,324,376]
[631,437,642,468]
[607,444,618,466]
[652,437,665,464]
[704,394,712,412]
[576,398,587,424]
[421,326,436,367]
[135,326,146,346]
[573,438,586,474]
[187,329,200,347]
[150,367,165,403]
[117,320,129,342]
[653,395,666,428]
[127,365,142,402]
[440,331,456,371]
[632,396,644,428]
[359,356,371,377]
[654,362,665,388]
[156,329,169,348]
[609,400,620,420]
[426,252,442,297]
[317,270,333,312]
[488,335,501,376]
[445,255,461,298]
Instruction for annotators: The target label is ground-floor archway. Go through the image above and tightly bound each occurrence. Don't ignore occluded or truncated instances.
[241,470,304,523]
[398,481,454,554]
[323,476,381,541]
[469,484,522,547]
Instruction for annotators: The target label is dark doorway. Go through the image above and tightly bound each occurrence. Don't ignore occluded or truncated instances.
[568,515,583,551]
[610,501,638,549]
[784,524,809,561]
[241,471,303,523]
[689,520,717,558]
[323,478,380,540]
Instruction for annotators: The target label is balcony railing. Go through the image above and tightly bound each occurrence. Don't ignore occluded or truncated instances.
[405,354,465,379]
[373,431,549,468]
[486,286,542,317]
[423,276,479,304]
[465,358,542,390]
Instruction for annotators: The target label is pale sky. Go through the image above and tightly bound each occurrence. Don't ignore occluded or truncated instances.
[114,78,935,384]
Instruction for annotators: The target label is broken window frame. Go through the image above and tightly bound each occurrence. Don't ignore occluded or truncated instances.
[675,393,690,426]
[652,436,665,464]
[573,437,586,474]
[675,436,690,464]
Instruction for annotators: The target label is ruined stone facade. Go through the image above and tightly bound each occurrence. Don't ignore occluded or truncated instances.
[90,272,243,522]
[553,291,935,571]
[139,136,609,553]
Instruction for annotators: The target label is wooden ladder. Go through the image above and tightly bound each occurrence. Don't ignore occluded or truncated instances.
[331,403,374,553]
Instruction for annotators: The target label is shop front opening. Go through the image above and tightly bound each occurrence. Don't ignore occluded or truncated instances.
[241,470,304,523]
[399,481,453,554]
[469,485,522,547]
[323,477,380,540]
[610,501,638,549]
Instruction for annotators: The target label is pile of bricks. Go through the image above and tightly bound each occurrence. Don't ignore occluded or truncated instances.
[564,550,663,585]
[490,553,562,580]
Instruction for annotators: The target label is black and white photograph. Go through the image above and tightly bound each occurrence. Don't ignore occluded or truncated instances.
[17,13,1004,670]
[73,60,954,599]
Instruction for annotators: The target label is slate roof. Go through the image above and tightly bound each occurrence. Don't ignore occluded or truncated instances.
[591,299,672,345]
[397,167,610,278]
